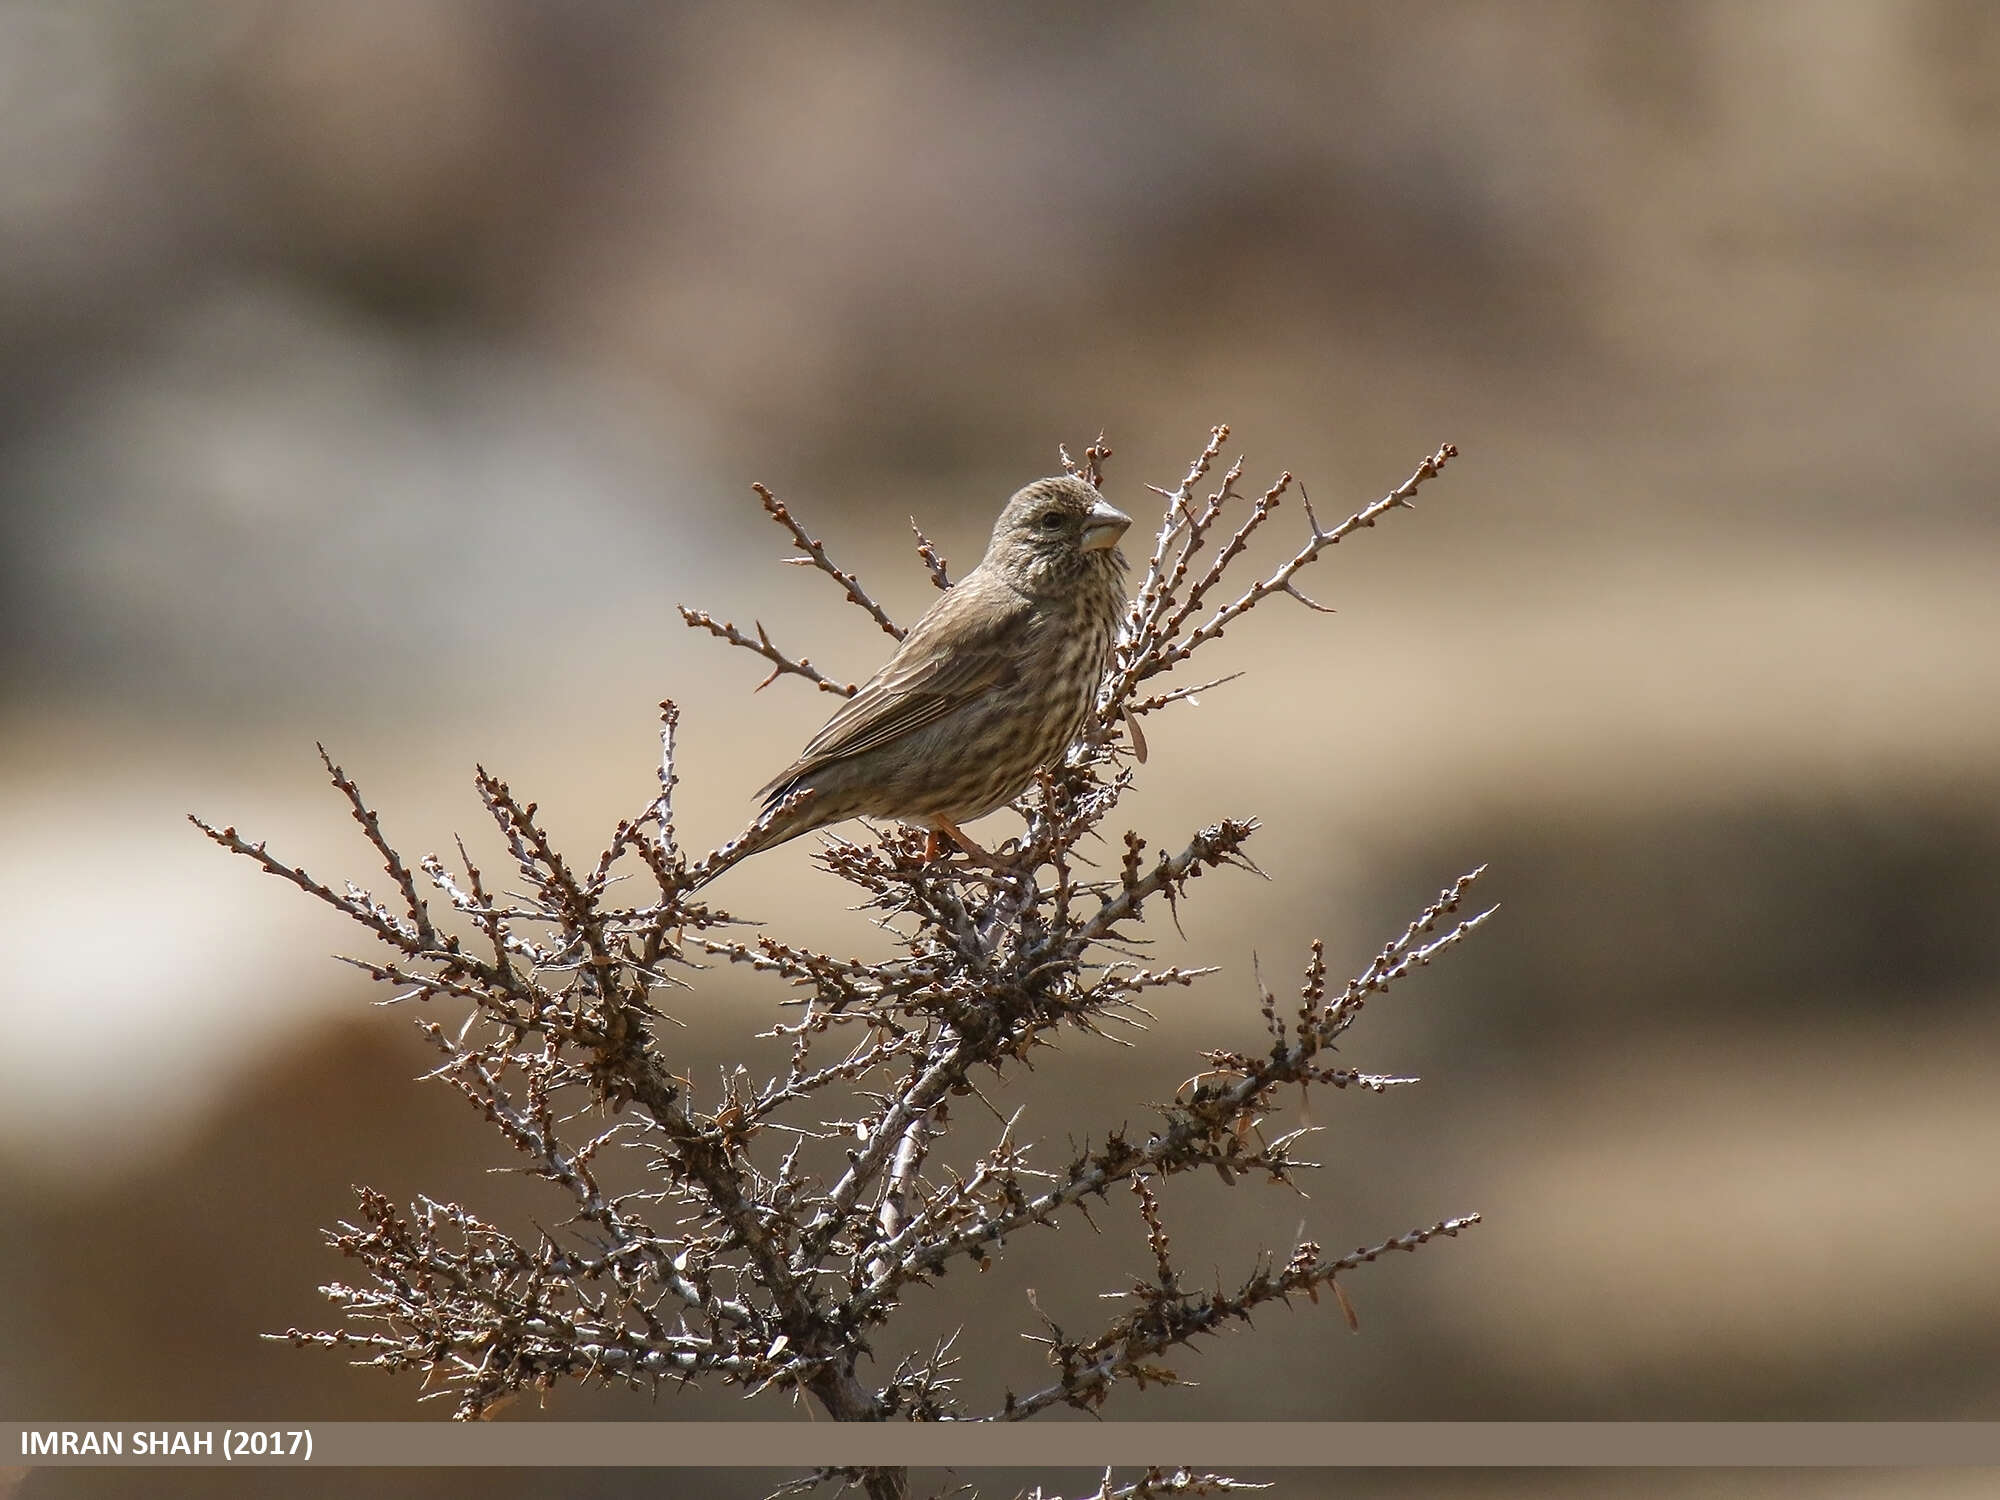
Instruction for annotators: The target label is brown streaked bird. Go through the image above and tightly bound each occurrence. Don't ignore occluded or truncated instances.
[733,475,1131,861]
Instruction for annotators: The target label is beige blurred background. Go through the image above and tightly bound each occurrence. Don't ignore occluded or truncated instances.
[3,1,1997,1496]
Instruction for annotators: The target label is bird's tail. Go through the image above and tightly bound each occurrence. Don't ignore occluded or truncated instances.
[687,785,818,888]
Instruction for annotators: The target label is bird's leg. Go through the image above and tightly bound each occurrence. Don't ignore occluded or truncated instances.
[934,817,990,860]
[931,818,1024,881]
[916,824,1003,869]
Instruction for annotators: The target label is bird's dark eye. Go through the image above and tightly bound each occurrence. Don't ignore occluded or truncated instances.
[1039,510,1065,530]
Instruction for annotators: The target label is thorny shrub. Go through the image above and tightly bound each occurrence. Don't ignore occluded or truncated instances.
[197,428,1484,1500]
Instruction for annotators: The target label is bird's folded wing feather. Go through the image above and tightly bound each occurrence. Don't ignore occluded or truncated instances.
[758,582,1033,802]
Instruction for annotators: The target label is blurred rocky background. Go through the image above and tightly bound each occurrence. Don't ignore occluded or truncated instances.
[2,0,1996,1496]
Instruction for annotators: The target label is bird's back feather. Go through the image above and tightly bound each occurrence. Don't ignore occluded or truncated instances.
[756,574,1035,806]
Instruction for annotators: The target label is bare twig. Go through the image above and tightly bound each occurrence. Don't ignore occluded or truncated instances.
[911,519,952,591]
[679,606,858,698]
[754,482,904,640]
[1059,432,1115,489]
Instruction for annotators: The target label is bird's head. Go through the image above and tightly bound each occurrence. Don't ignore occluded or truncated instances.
[985,475,1131,592]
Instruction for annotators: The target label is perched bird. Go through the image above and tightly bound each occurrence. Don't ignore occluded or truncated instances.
[733,475,1131,860]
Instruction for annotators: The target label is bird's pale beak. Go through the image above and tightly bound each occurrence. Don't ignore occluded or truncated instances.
[1079,498,1132,552]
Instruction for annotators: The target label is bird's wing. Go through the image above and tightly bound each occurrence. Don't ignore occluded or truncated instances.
[758,579,1034,803]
